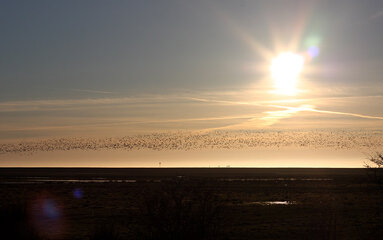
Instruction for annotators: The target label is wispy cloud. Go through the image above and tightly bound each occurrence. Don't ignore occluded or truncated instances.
[1,88,383,112]
[0,96,193,112]
[268,105,383,121]
[261,106,310,126]
[0,114,259,132]
[1,90,383,140]
[70,88,117,94]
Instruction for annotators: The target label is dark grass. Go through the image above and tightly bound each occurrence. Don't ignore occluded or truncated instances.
[0,167,369,180]
[0,168,382,239]
[0,201,42,240]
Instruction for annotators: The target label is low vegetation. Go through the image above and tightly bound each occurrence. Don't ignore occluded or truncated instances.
[364,152,383,186]
[1,168,383,239]
[0,202,41,240]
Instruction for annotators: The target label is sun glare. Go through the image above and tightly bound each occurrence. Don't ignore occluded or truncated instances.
[270,52,304,95]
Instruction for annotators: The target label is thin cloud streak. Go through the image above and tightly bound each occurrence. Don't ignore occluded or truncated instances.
[1,91,383,112]
[0,114,258,132]
[70,89,117,94]
[269,105,383,120]
[0,96,195,112]
[1,92,382,136]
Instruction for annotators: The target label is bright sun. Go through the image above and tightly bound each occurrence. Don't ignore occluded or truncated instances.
[270,52,304,95]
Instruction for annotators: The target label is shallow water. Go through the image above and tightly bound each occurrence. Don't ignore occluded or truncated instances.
[220,178,332,181]
[242,201,296,206]
[0,179,137,184]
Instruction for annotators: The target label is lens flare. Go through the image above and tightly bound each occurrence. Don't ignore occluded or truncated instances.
[73,188,83,199]
[307,46,320,59]
[31,195,65,238]
[42,199,61,219]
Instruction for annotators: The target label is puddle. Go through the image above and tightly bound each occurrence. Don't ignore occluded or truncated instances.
[221,178,332,182]
[241,201,296,206]
[1,181,44,184]
[0,179,137,184]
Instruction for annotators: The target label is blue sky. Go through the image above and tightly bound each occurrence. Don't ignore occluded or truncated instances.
[1,0,383,140]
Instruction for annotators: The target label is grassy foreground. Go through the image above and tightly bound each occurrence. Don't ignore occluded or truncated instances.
[0,168,382,239]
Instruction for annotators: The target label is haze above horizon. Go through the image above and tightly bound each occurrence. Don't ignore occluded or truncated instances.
[1,1,383,167]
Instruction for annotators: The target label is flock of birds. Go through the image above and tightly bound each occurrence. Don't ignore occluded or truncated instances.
[1,129,383,154]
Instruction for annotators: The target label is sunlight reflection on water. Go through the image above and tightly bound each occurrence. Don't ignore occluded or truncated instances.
[0,179,138,184]
[242,201,296,206]
[220,178,332,181]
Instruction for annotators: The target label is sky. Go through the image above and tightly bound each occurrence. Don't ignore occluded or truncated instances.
[1,1,383,166]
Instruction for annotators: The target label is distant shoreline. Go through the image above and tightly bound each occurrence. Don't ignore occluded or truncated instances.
[0,167,368,180]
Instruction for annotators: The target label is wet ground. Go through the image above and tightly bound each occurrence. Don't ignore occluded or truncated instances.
[0,168,382,239]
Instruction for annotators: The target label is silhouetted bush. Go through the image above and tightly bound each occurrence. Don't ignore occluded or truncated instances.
[364,152,383,186]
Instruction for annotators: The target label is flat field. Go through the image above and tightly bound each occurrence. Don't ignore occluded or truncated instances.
[0,168,382,239]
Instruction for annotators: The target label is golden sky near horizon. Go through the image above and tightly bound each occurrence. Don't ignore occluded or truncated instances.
[1,1,383,167]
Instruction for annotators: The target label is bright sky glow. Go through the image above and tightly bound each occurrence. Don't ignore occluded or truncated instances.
[1,1,383,167]
[270,52,304,95]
